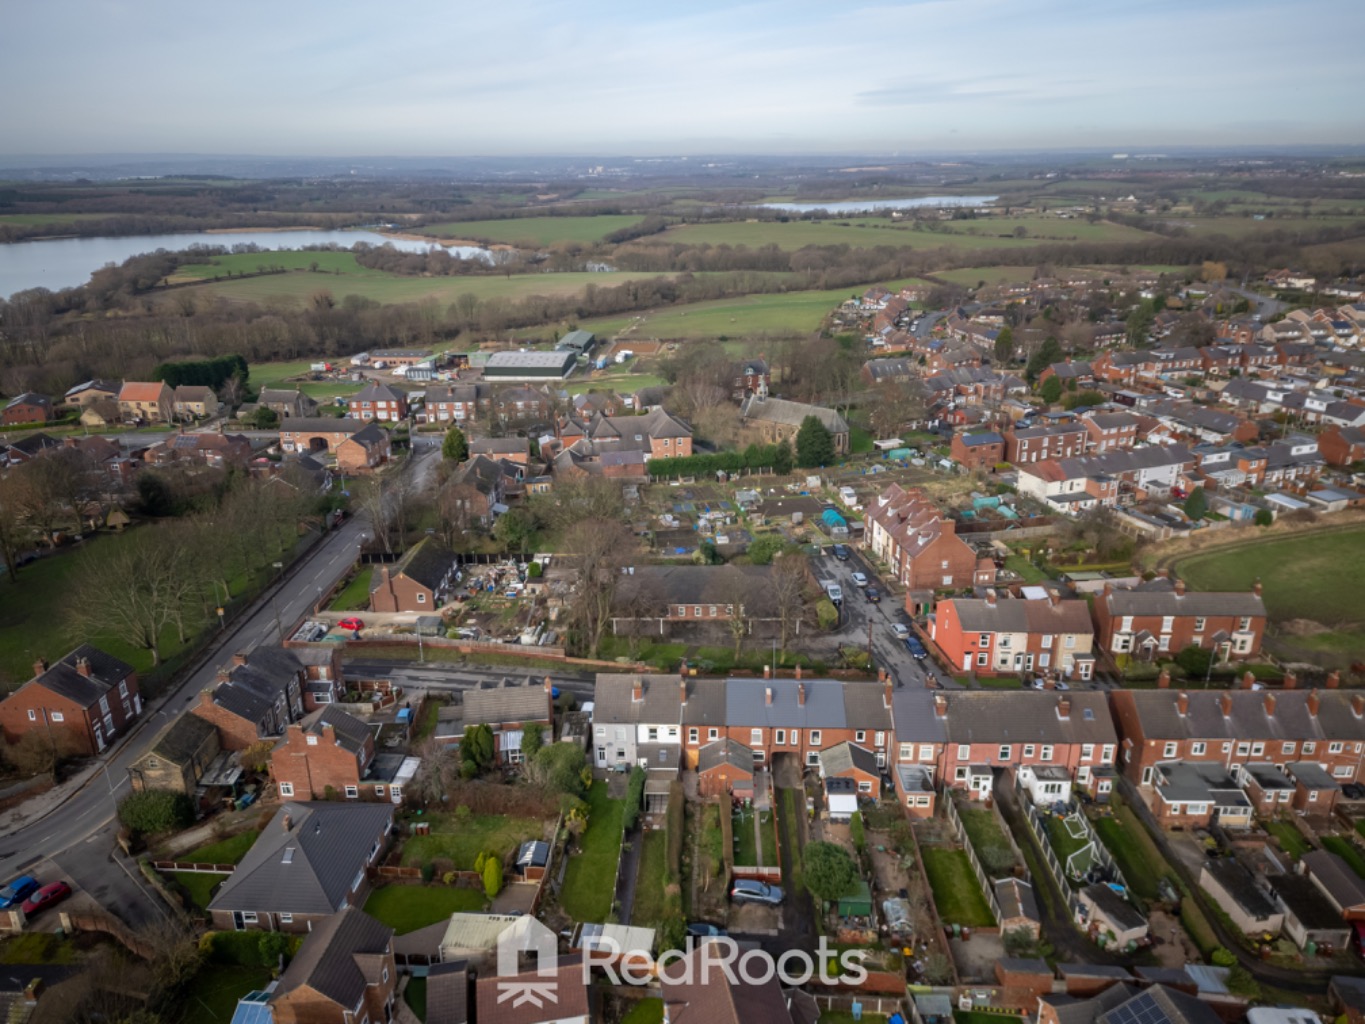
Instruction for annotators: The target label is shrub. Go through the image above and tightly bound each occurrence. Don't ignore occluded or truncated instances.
[1254,508,1274,527]
[816,599,838,630]
[622,767,646,832]
[421,862,436,884]
[443,871,459,886]
[849,811,865,853]
[1211,946,1236,967]
[258,932,291,967]
[483,857,503,899]
[474,852,488,874]
[522,723,545,759]
[117,789,194,835]
[803,842,860,902]
[527,561,543,578]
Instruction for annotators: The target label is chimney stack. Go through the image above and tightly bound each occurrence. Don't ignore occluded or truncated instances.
[544,675,553,695]
[1058,696,1071,720]
[1102,582,1113,599]
[679,680,688,707]
[765,687,773,707]
[1174,579,1186,597]
[934,694,948,718]
[22,979,42,1006]
[763,664,771,679]
[282,813,293,832]
[631,679,643,703]
[1253,579,1263,598]
[1177,692,1190,716]
[1326,670,1341,690]
[1241,671,1255,690]
[884,677,893,708]
[797,684,806,707]
[795,664,802,681]
[31,658,48,678]
[1157,668,1171,689]
[1264,693,1276,717]
[232,652,249,668]
[1283,671,1297,691]
[986,589,998,606]
[1049,590,1061,607]
[1307,689,1320,717]
[1352,694,1364,718]
[878,668,887,683]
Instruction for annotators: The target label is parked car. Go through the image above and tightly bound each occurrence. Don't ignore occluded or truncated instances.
[337,616,366,631]
[891,623,910,639]
[1054,681,1070,691]
[824,583,843,604]
[19,881,70,918]
[832,544,850,561]
[864,586,881,603]
[686,922,727,938]
[904,636,929,660]
[0,876,38,910]
[730,880,784,905]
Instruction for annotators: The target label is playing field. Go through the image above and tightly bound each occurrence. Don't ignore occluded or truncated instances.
[412,215,644,246]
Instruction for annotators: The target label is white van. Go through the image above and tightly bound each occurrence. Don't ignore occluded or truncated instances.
[825,582,843,603]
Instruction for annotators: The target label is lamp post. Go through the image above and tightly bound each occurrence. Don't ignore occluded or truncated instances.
[271,560,285,641]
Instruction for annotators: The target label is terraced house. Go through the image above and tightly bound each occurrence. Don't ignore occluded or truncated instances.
[1092,577,1267,662]
[931,589,1096,681]
[865,484,985,594]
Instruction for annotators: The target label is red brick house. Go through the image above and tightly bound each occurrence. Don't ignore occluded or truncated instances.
[1110,685,1365,790]
[268,908,397,1024]
[1081,411,1140,453]
[369,538,458,613]
[1319,425,1365,467]
[696,738,754,798]
[818,740,882,795]
[189,648,308,750]
[1092,578,1267,662]
[272,705,415,803]
[930,590,1096,680]
[0,645,140,756]
[347,382,408,423]
[731,358,771,400]
[1,393,52,426]
[890,688,1118,804]
[719,674,893,772]
[336,423,392,473]
[557,407,693,460]
[424,382,490,424]
[459,676,555,764]
[865,484,980,595]
[1004,422,1089,465]
[950,431,1006,470]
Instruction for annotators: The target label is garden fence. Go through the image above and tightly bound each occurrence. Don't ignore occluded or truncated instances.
[1014,778,1082,920]
[942,793,1002,922]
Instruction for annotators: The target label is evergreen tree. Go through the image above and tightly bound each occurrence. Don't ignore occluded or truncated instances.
[442,425,469,462]
[795,416,834,468]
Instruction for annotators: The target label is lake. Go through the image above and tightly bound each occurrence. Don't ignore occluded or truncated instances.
[759,195,999,214]
[0,228,488,299]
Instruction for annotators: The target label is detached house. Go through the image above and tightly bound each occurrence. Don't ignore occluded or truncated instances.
[931,590,1096,680]
[172,385,219,421]
[118,381,173,423]
[347,382,408,423]
[731,358,770,400]
[128,714,226,801]
[1004,422,1089,464]
[1,393,52,426]
[0,645,141,756]
[1092,578,1267,662]
[458,677,555,765]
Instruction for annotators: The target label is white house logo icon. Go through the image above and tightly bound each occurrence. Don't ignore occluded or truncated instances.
[494,915,560,1010]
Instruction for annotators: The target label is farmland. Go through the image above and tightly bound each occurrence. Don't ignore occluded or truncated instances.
[930,265,1044,287]
[410,215,644,246]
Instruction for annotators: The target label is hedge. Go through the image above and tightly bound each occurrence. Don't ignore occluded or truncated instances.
[622,766,646,832]
[647,441,789,479]
[665,782,684,883]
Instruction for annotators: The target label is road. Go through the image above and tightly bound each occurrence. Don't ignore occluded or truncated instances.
[0,455,435,923]
[912,310,947,339]
[1227,284,1288,322]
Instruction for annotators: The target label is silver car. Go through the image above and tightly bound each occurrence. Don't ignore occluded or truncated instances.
[730,879,784,905]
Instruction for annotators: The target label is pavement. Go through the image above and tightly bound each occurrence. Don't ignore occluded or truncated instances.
[0,455,433,924]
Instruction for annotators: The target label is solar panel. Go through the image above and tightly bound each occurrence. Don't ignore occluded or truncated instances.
[1103,991,1175,1024]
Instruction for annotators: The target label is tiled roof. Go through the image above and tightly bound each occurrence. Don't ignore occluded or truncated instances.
[118,381,168,402]
[272,907,393,1009]
[461,677,551,727]
[148,714,217,764]
[739,395,848,434]
[947,595,1093,635]
[1113,688,1365,743]
[892,689,1116,746]
[31,644,134,707]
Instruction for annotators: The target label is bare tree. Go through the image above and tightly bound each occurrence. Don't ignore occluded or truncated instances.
[67,527,189,665]
[616,574,667,661]
[771,551,809,654]
[534,477,624,533]
[565,518,636,658]
[0,475,26,581]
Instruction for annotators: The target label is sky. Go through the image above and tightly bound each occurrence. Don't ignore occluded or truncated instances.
[3,0,1363,157]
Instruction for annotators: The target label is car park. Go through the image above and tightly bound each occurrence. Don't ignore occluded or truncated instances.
[730,880,784,905]
[0,876,38,909]
[824,583,843,604]
[904,636,929,660]
[832,544,850,561]
[851,572,868,587]
[19,881,70,918]
[864,586,881,603]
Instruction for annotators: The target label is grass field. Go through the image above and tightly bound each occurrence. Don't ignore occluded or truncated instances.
[414,215,644,245]
[956,801,1015,878]
[404,977,427,1021]
[183,964,273,1024]
[565,370,668,397]
[630,828,669,929]
[329,567,373,611]
[0,212,113,226]
[920,847,995,927]
[1090,798,1175,903]
[363,884,488,933]
[172,871,227,910]
[1173,525,1365,663]
[400,813,542,870]
[1175,214,1365,238]
[561,781,625,922]
[172,249,389,280]
[930,265,1042,287]
[622,999,665,1024]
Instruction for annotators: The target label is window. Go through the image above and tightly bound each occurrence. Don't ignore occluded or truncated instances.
[1309,790,1319,802]
[999,635,1011,649]
[709,606,717,618]
[391,787,402,801]
[855,731,866,743]
[790,730,799,746]
[806,751,821,766]
[957,744,970,761]
[942,576,953,587]
[1160,616,1174,633]
[596,726,606,736]
[978,635,990,648]
[977,652,989,667]
[1282,742,1295,755]
[26,710,34,721]
[279,913,293,924]
[1082,744,1094,761]
[955,766,968,781]
[1041,634,1053,648]
[750,729,762,745]
[1191,742,1206,756]
[810,730,822,745]
[1024,745,1035,759]
[647,727,658,741]
[416,593,426,604]
[241,912,258,924]
[1158,635,1170,652]
[693,606,701,618]
[920,744,933,762]
[1335,765,1353,778]
[1251,743,1264,757]
[306,735,318,746]
[998,745,1011,761]
[118,680,129,698]
[1065,635,1076,649]
[709,729,719,741]
[1164,742,1178,758]
[1331,742,1344,754]
[876,731,885,747]
[1222,742,1233,753]
[1041,745,1053,761]
[1239,617,1252,631]
[689,728,698,744]
[375,786,385,798]
[279,782,295,797]
[344,786,359,799]
[50,712,63,723]
[900,743,914,760]
[1236,742,1250,756]
[858,781,873,793]
[1303,742,1315,755]
[775,729,786,746]
[1194,617,1206,632]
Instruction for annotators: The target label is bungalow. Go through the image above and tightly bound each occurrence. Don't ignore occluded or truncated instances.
[266,908,397,1024]
[458,676,555,765]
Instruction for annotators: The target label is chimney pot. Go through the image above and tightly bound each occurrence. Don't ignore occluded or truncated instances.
[1308,689,1320,717]
[1352,694,1364,717]
[1283,671,1297,690]
[765,687,773,706]
[934,694,948,717]
[232,652,249,667]
[282,813,292,832]
[1157,668,1171,689]
[1058,696,1071,719]
[1327,670,1341,690]
[795,664,802,681]
[680,680,688,706]
[1177,692,1190,716]
[1241,671,1255,690]
[1253,579,1263,598]
[631,679,643,703]
[1220,692,1233,717]
[763,664,771,679]
[31,658,48,678]
[986,589,997,606]
[1049,590,1060,607]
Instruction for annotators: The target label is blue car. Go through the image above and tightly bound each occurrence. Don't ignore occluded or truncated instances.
[0,876,38,909]
[904,636,929,660]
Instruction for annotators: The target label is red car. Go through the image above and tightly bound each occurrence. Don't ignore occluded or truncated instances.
[337,617,366,631]
[20,881,71,918]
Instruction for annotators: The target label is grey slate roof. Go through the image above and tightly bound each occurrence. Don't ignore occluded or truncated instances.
[1116,689,1365,743]
[681,678,727,731]
[1202,858,1278,921]
[1303,850,1365,911]
[726,679,849,730]
[277,417,367,433]
[819,741,879,779]
[1081,882,1147,932]
[209,801,393,916]
[31,644,134,707]
[272,907,393,1009]
[307,705,372,755]
[1243,763,1293,791]
[949,595,1093,635]
[995,878,1040,923]
[385,538,457,592]
[697,738,753,775]
[461,677,551,727]
[614,565,778,616]
[148,713,217,764]
[1272,871,1344,928]
[425,960,470,1024]
[1154,761,1248,807]
[1102,586,1265,620]
[1286,760,1339,790]
[594,674,685,729]
[739,394,849,435]
[210,647,303,721]
[891,689,1116,747]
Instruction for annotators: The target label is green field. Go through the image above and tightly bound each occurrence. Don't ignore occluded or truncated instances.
[363,884,488,933]
[0,212,113,226]
[920,847,995,927]
[172,249,389,280]
[1175,214,1365,238]
[930,265,1042,287]
[561,781,625,922]
[329,567,374,611]
[414,215,645,246]
[400,813,542,870]
[1174,525,1365,664]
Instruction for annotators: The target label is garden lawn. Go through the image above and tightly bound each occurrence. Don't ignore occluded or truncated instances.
[954,1014,1023,1024]
[400,813,542,870]
[561,781,625,922]
[1322,837,1365,879]
[329,567,374,611]
[622,998,665,1024]
[1266,820,1312,860]
[182,964,273,1024]
[920,848,994,927]
[956,801,1014,878]
[1090,799,1175,903]
[849,427,874,455]
[1045,814,1092,875]
[184,829,260,865]
[172,871,227,910]
[759,810,778,866]
[733,808,759,866]
[363,884,488,934]
[630,829,669,928]
[1005,554,1047,584]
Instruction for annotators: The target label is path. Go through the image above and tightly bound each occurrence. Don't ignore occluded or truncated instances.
[616,819,643,924]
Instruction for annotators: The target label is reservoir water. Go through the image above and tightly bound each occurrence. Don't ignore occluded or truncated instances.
[0,228,486,300]
[760,195,998,214]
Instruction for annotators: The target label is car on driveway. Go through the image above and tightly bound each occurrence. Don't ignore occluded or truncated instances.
[20,881,70,918]
[891,623,910,639]
[0,876,38,910]
[686,922,727,938]
[863,586,881,603]
[851,572,868,587]
[337,616,366,631]
[832,544,850,561]
[730,880,784,905]
[904,636,929,660]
